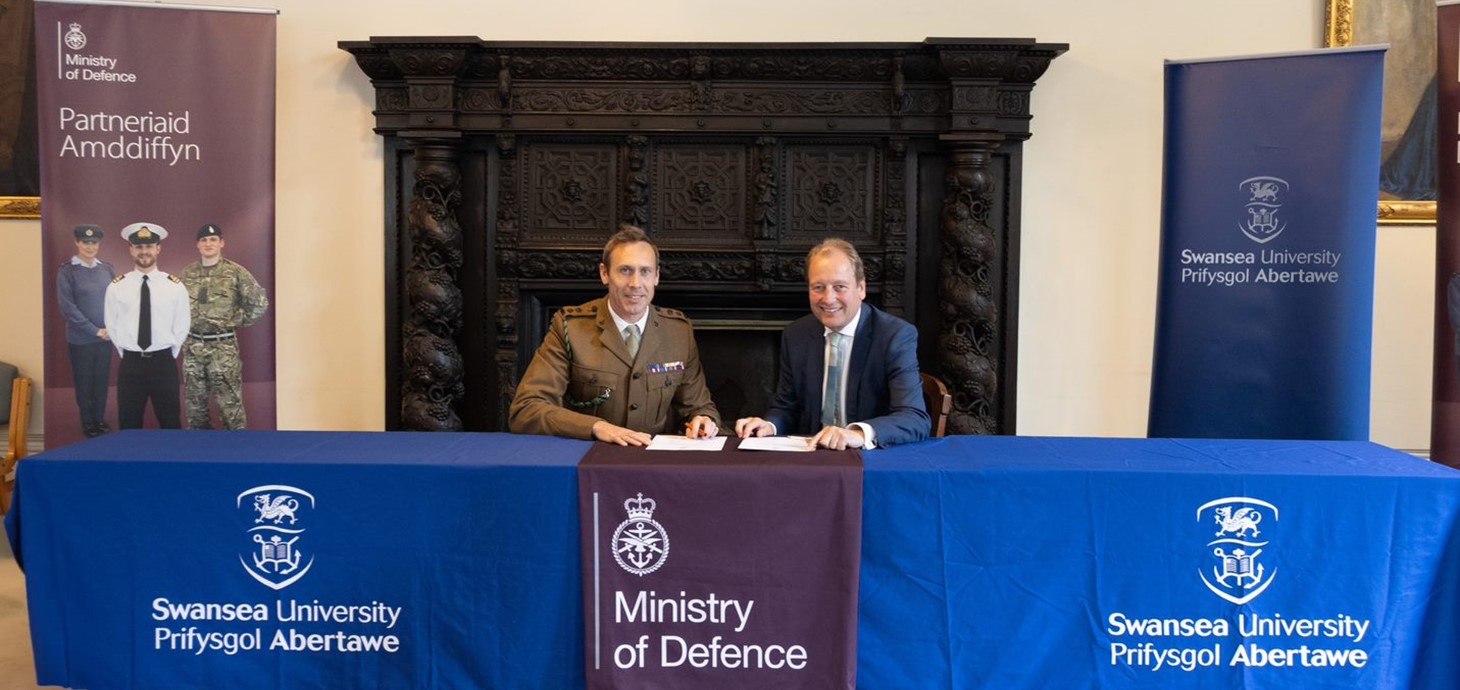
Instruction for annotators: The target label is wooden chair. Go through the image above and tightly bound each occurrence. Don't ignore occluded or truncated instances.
[2,376,33,515]
[920,372,952,439]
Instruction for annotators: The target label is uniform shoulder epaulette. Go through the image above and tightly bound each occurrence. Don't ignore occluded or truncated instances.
[169,274,182,283]
[560,304,597,319]
[656,306,688,321]
[112,274,125,284]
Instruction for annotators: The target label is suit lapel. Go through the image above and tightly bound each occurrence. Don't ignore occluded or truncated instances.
[845,304,874,420]
[806,324,826,428]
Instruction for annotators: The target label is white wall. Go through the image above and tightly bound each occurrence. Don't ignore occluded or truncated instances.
[0,0,1436,451]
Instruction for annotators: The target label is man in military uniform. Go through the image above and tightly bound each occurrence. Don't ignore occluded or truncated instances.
[104,222,190,429]
[57,224,115,437]
[181,223,270,430]
[510,225,720,445]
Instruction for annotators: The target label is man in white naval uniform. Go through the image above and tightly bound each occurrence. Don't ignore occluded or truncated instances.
[104,222,191,429]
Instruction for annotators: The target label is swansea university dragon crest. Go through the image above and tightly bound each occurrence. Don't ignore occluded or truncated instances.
[1197,497,1278,604]
[612,493,669,576]
[1238,176,1289,244]
[238,485,316,590]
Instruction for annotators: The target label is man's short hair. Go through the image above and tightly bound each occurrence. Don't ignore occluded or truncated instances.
[601,224,660,267]
[807,238,865,284]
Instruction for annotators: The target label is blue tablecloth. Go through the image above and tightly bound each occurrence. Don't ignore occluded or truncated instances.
[8,432,1460,689]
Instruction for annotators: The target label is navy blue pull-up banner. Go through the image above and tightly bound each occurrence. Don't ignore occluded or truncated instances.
[1149,48,1385,440]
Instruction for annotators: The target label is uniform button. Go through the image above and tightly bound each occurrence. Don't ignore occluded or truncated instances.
[629,403,639,411]
[633,372,642,380]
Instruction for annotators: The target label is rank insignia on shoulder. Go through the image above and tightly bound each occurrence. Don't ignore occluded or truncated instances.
[561,305,594,318]
[112,274,125,283]
[657,307,686,320]
[648,361,686,374]
[169,275,182,283]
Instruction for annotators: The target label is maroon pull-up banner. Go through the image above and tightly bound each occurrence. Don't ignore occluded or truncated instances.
[579,443,862,690]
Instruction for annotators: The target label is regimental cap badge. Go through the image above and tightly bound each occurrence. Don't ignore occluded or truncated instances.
[64,23,87,51]
[612,492,670,577]
[73,224,103,241]
[122,221,167,245]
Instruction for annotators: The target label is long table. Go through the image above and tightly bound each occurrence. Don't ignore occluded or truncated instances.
[7,431,1460,689]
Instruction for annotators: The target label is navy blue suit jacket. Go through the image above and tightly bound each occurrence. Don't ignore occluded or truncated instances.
[765,304,930,447]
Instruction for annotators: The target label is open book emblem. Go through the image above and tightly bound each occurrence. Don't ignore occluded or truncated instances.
[1197,497,1278,604]
[238,485,316,590]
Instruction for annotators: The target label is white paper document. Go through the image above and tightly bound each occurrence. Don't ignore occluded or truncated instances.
[646,435,729,451]
[736,436,816,452]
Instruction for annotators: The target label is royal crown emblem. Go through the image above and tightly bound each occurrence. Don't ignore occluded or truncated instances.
[64,23,87,51]
[238,485,316,590]
[612,493,669,577]
[1197,497,1278,604]
[137,228,153,239]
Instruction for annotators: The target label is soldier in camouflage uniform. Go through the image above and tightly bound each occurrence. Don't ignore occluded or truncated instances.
[181,224,269,429]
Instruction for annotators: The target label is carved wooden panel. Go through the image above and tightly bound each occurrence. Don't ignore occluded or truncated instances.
[524,142,619,242]
[785,144,878,242]
[654,144,748,246]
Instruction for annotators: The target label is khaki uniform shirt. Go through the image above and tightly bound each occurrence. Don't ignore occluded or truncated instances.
[509,297,720,439]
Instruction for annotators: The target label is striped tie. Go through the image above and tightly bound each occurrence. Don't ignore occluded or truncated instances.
[822,332,846,427]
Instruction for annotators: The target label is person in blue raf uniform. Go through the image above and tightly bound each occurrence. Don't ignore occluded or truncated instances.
[103,222,191,430]
[736,238,929,449]
[57,224,116,437]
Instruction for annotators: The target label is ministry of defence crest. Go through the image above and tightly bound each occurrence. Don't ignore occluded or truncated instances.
[1239,176,1289,244]
[238,485,315,590]
[612,493,669,577]
[64,23,87,51]
[1197,497,1278,604]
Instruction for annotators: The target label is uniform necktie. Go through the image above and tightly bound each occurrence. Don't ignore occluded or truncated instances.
[138,275,152,351]
[624,324,641,359]
[822,331,846,428]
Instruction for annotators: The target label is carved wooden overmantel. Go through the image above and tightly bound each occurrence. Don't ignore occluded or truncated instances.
[341,37,1065,434]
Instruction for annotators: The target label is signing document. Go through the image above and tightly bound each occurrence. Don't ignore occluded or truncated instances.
[738,436,816,452]
[646,435,728,451]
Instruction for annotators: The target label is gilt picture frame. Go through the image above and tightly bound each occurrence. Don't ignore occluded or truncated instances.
[1326,0,1438,224]
[0,0,39,219]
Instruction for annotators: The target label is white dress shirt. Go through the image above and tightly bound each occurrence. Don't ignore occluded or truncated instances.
[104,269,191,357]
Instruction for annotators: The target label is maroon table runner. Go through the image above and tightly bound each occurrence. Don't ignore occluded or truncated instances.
[579,439,863,690]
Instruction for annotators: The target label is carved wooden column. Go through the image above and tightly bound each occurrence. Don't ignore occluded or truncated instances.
[401,137,466,431]
[937,137,1002,435]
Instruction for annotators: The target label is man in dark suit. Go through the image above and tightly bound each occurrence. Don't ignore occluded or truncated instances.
[736,238,929,449]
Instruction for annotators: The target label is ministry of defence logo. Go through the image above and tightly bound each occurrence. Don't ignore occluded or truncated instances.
[612,493,669,577]
[64,23,87,51]
[238,485,315,590]
[1239,176,1289,244]
[1197,497,1278,604]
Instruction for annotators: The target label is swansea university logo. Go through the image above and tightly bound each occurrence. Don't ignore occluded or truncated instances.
[1239,176,1289,244]
[612,493,669,576]
[1197,497,1278,604]
[238,485,315,590]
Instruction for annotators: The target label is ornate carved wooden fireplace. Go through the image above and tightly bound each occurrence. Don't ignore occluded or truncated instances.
[341,37,1065,434]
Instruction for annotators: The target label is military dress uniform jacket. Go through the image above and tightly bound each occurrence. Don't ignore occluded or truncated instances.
[509,298,720,440]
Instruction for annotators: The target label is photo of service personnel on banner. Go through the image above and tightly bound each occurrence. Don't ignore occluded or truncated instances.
[35,1,278,447]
